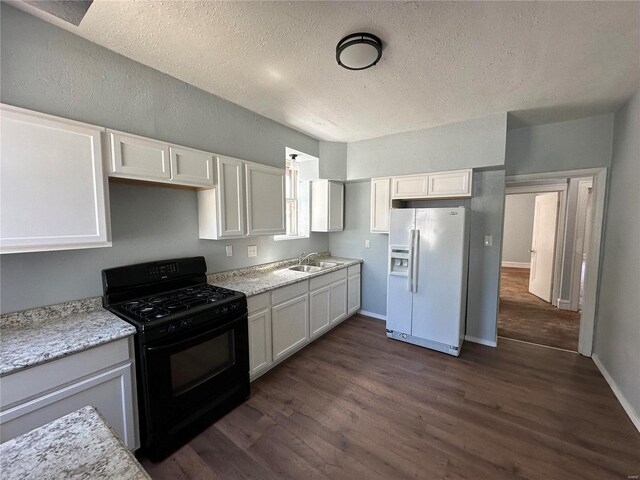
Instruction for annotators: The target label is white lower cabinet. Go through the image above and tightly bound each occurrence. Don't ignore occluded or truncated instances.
[347,264,362,316]
[309,286,331,339]
[271,293,309,362]
[248,264,362,381]
[0,336,138,450]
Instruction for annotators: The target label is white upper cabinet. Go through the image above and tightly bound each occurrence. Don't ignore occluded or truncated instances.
[427,169,472,198]
[245,162,285,236]
[311,180,344,232]
[370,177,392,233]
[198,155,245,239]
[0,104,111,254]
[170,146,214,187]
[392,174,429,199]
[107,130,214,188]
[108,130,171,182]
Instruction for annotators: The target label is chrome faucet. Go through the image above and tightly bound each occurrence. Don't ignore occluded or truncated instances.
[298,252,318,265]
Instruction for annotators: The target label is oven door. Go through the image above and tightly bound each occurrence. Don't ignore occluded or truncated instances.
[143,311,249,440]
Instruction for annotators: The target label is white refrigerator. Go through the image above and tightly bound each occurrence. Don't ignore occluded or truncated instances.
[386,207,470,356]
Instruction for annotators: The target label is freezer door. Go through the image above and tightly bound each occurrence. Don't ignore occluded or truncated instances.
[411,208,468,347]
[386,209,415,335]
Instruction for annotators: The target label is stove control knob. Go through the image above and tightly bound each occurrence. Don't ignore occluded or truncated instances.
[180,320,190,328]
[167,324,176,333]
[221,307,228,314]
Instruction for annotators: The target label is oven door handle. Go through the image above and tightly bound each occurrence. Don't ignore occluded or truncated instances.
[146,316,242,353]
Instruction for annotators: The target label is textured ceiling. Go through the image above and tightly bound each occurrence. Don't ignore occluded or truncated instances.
[10,1,640,141]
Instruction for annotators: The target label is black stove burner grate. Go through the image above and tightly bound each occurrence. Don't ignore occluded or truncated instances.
[116,284,236,322]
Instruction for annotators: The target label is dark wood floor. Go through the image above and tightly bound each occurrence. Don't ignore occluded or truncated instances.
[499,267,581,351]
[140,315,640,480]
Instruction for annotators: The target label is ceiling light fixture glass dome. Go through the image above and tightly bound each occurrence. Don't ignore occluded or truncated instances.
[336,32,383,71]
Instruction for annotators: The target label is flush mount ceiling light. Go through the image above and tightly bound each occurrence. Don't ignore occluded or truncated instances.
[336,33,383,71]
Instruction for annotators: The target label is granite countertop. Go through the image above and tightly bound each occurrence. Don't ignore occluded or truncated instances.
[0,298,136,377]
[0,406,150,480]
[208,255,362,297]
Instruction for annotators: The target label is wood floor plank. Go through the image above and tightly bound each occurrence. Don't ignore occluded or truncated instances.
[140,314,640,480]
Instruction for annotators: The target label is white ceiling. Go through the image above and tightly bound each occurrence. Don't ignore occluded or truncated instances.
[11,1,640,142]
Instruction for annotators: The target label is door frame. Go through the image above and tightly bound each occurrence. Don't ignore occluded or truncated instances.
[569,179,593,311]
[505,183,568,309]
[504,168,608,356]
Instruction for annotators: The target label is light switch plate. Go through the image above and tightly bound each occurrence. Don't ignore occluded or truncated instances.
[225,245,233,257]
[484,236,493,247]
[365,240,371,248]
[248,245,258,257]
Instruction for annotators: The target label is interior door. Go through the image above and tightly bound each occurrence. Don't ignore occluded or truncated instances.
[529,192,559,302]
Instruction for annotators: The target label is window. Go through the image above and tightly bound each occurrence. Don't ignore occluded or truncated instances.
[285,159,299,236]
[275,150,317,241]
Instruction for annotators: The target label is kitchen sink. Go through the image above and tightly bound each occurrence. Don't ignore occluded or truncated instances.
[308,261,338,268]
[288,265,323,273]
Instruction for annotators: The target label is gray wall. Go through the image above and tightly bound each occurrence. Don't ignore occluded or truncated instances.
[328,181,389,316]
[0,4,325,313]
[502,194,536,265]
[506,114,614,176]
[319,141,347,180]
[347,113,507,180]
[594,91,640,417]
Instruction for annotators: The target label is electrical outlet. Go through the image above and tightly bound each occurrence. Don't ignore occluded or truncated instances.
[225,245,233,257]
[484,236,493,247]
[365,240,371,248]
[248,245,257,257]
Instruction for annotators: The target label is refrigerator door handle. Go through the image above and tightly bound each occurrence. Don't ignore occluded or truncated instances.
[411,229,420,292]
[407,230,415,292]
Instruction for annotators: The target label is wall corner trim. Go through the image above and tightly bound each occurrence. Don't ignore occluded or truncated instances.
[592,354,640,434]
[357,310,387,321]
[464,335,497,347]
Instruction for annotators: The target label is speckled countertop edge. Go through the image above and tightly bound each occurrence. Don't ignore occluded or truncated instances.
[207,255,363,297]
[0,406,150,480]
[1,298,135,378]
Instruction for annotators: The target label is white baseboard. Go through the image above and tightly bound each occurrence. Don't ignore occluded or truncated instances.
[592,354,640,434]
[464,335,497,347]
[501,261,530,268]
[557,299,572,311]
[357,310,386,321]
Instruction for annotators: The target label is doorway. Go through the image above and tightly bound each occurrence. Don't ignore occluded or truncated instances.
[499,175,596,352]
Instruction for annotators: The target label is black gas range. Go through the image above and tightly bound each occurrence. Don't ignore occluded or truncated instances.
[102,256,249,461]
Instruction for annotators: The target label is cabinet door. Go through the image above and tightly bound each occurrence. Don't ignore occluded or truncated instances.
[248,308,272,378]
[392,174,429,199]
[329,279,348,324]
[0,105,111,254]
[370,177,391,233]
[310,286,331,339]
[427,169,472,198]
[347,274,361,316]
[108,130,171,182]
[169,146,214,187]
[0,363,138,450]
[245,163,286,236]
[328,181,344,231]
[216,156,246,238]
[271,294,309,362]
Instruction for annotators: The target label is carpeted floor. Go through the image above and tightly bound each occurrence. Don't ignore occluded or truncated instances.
[498,267,580,351]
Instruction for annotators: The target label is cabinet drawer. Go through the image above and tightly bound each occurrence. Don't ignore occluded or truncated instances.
[1,337,132,409]
[348,264,361,276]
[248,292,270,314]
[272,280,308,305]
[310,269,347,291]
